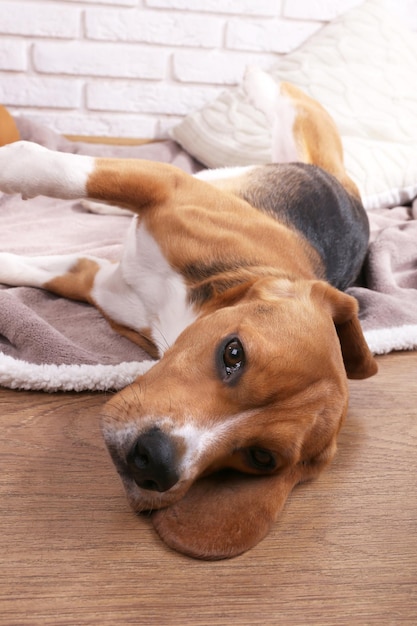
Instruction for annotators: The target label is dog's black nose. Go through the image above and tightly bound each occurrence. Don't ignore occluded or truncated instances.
[127,427,179,492]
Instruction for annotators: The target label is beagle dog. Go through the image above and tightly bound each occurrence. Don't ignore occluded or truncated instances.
[0,69,377,560]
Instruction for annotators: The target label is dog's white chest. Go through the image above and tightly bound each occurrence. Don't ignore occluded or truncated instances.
[93,217,197,355]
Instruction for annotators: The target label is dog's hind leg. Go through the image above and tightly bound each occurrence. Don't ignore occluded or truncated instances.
[243,65,299,164]
[243,66,359,198]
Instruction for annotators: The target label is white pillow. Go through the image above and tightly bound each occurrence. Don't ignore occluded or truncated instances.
[171,0,417,210]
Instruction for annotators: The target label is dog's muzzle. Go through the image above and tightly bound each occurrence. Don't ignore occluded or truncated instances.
[126,427,180,493]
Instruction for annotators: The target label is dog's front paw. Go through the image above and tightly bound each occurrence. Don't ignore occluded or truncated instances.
[0,141,49,197]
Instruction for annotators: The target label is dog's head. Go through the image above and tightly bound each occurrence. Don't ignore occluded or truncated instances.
[101,277,377,560]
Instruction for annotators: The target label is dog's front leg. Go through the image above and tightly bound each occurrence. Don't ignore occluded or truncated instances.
[0,141,183,212]
[0,141,94,200]
[0,248,159,357]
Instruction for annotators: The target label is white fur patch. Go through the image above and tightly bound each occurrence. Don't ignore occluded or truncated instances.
[195,165,255,183]
[92,217,197,355]
[103,409,256,483]
[0,141,94,199]
[243,66,298,163]
[171,409,257,478]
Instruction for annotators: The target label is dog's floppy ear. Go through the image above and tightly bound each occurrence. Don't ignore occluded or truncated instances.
[152,469,299,560]
[311,281,377,380]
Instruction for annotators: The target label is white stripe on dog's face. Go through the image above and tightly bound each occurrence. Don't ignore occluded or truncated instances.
[170,410,256,479]
[101,408,256,507]
[102,410,253,467]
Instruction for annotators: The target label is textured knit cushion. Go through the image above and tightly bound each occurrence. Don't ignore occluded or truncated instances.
[171,0,417,209]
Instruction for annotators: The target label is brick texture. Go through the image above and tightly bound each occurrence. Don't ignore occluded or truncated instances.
[226,18,321,53]
[85,9,224,47]
[33,42,168,79]
[87,82,220,115]
[146,0,280,16]
[0,38,27,71]
[0,0,415,138]
[0,2,80,38]
[283,0,362,20]
[173,49,277,84]
[0,76,82,108]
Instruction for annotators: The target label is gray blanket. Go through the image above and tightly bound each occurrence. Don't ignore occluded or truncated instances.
[0,118,416,391]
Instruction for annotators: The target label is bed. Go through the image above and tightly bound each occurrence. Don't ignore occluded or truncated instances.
[0,0,416,392]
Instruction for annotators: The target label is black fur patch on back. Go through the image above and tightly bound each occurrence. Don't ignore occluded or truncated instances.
[241,163,369,291]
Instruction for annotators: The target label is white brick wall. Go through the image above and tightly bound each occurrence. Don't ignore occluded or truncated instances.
[0,0,415,138]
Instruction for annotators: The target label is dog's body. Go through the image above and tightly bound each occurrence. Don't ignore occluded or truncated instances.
[0,72,377,560]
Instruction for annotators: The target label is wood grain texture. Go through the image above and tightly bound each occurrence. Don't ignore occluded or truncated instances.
[65,135,154,146]
[0,351,416,625]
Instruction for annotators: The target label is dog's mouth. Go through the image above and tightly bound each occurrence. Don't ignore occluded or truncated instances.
[106,428,301,561]
[99,384,333,559]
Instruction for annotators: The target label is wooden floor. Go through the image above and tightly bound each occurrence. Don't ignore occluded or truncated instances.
[0,351,416,625]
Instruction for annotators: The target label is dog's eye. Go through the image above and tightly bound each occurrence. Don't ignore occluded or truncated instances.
[247,448,276,471]
[223,338,245,377]
[216,336,246,383]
